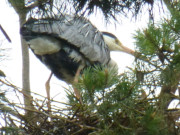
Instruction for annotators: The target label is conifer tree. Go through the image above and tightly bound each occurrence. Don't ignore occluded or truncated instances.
[0,0,179,134]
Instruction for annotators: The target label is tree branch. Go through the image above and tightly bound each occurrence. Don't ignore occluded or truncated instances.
[0,25,11,43]
[0,101,22,120]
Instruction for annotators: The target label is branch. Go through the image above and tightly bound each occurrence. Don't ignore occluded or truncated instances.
[0,101,22,119]
[0,25,12,43]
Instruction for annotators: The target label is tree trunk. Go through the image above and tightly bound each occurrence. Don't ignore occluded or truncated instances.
[7,0,34,113]
[19,13,33,112]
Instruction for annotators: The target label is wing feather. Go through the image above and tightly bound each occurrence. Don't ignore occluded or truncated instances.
[22,15,110,65]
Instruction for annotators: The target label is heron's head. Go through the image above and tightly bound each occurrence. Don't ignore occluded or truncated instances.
[102,32,135,56]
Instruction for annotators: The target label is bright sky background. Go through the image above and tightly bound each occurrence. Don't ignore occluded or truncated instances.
[0,1,169,103]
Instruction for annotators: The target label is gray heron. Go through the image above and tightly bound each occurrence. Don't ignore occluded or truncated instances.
[20,15,135,105]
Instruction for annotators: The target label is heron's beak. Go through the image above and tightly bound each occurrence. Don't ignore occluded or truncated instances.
[116,40,135,56]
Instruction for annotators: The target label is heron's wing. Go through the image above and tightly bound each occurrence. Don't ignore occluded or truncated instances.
[22,15,110,65]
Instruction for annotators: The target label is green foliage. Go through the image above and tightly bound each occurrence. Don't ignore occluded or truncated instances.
[132,2,180,134]
[66,65,174,134]
[135,25,160,55]
[80,66,118,91]
[0,127,20,135]
[65,2,180,134]
[78,66,119,103]
[140,109,168,135]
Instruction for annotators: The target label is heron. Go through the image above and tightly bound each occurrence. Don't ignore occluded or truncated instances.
[20,14,135,107]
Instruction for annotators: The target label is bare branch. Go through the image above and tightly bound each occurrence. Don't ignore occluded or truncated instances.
[0,25,11,43]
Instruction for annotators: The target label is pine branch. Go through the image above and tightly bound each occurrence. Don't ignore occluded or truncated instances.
[0,101,21,118]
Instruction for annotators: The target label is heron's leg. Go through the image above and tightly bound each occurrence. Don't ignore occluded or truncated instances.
[73,65,84,104]
[45,72,53,112]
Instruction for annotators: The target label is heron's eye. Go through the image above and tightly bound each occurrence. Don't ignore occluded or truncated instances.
[115,39,119,45]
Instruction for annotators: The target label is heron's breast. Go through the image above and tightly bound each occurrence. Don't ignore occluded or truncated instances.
[28,36,61,55]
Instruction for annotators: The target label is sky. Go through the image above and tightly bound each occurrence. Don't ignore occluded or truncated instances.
[0,0,169,103]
